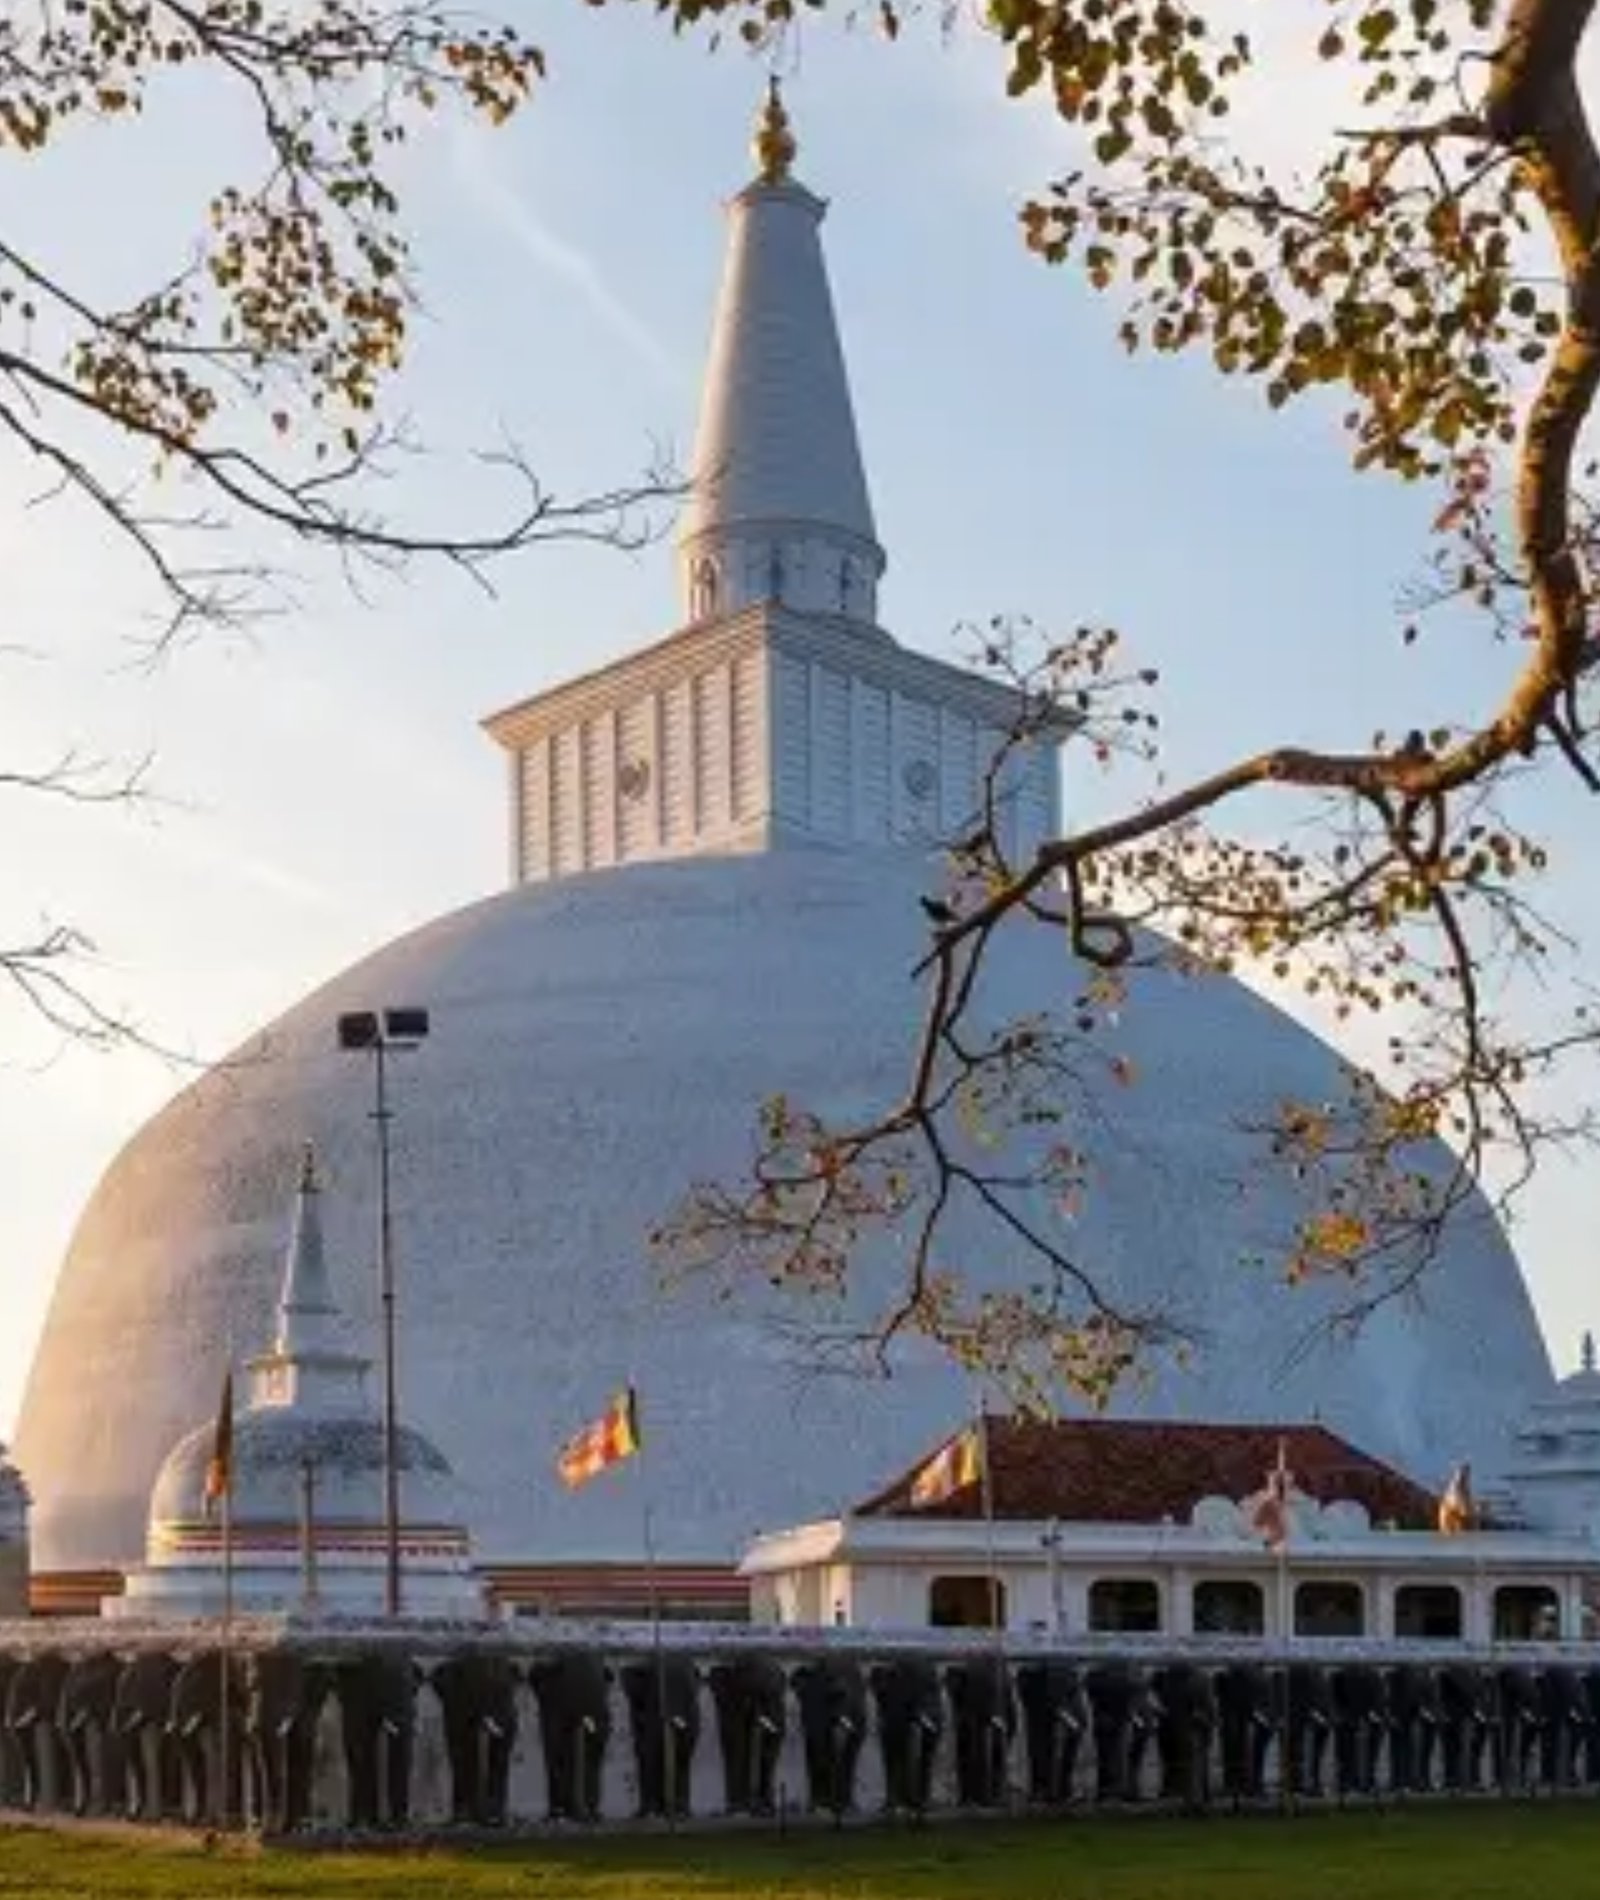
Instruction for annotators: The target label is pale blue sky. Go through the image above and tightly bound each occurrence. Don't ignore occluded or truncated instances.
[3,5,1597,1433]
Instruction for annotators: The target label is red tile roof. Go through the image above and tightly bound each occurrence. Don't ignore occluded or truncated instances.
[856,1418,1438,1530]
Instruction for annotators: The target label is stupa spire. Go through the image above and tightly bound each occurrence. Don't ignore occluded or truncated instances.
[678,85,885,629]
[274,1142,341,1359]
[249,1142,368,1413]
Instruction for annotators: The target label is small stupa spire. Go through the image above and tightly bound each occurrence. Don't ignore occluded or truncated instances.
[275,1141,338,1355]
[248,1140,368,1413]
[1583,1330,1596,1375]
[752,77,797,185]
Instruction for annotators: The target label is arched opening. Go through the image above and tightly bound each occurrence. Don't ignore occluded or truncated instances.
[1494,1583,1560,1641]
[929,1574,1006,1629]
[1294,1580,1364,1637]
[1193,1578,1265,1635]
[1088,1577,1161,1634]
[1395,1583,1463,1640]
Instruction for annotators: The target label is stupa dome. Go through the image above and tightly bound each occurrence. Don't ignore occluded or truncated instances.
[108,1147,482,1620]
[16,847,1556,1576]
[147,1411,454,1533]
[9,93,1561,1600]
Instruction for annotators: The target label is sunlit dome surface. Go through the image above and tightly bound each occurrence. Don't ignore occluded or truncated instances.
[15,847,1555,1571]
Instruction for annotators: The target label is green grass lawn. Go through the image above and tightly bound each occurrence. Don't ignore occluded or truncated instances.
[8,1806,1600,1900]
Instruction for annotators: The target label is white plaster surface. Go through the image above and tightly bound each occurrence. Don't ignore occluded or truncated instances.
[15,847,1556,1573]
[678,173,883,626]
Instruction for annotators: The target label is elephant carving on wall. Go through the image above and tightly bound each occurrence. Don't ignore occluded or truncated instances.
[792,1657,866,1817]
[1382,1664,1437,1795]
[1015,1660,1089,1806]
[1284,1663,1334,1800]
[1215,1663,1275,1804]
[621,1654,701,1820]
[169,1651,248,1825]
[1438,1663,1494,1792]
[334,1653,417,1830]
[869,1658,943,1815]
[1331,1664,1390,1798]
[431,1652,519,1827]
[1536,1665,1586,1791]
[943,1658,1014,1809]
[58,1651,125,1816]
[1152,1664,1218,1811]
[245,1650,331,1833]
[708,1656,787,1816]
[111,1653,181,1821]
[6,1652,70,1811]
[1495,1666,1540,1793]
[0,1654,26,1807]
[528,1651,611,1823]
[1580,1669,1600,1787]
[1085,1662,1162,1804]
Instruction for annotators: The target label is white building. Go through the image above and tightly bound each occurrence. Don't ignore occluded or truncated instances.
[109,1148,483,1622]
[13,91,1560,1619]
[744,1419,1600,1646]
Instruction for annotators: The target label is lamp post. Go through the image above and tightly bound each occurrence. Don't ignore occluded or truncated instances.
[336,1005,430,1618]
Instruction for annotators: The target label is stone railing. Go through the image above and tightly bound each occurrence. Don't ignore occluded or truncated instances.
[0,1614,1596,1834]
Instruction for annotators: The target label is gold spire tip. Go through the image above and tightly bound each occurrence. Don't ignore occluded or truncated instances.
[753,77,796,185]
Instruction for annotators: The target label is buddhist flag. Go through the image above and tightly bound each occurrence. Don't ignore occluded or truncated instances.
[910,1425,983,1508]
[1438,1462,1475,1535]
[202,1367,234,1518]
[557,1387,641,1490]
[1249,1440,1292,1553]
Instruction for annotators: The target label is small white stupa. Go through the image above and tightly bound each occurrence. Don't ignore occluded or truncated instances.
[0,1443,29,1619]
[1501,1332,1600,1540]
[109,1146,482,1621]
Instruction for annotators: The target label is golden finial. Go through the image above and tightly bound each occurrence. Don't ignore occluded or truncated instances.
[753,77,796,185]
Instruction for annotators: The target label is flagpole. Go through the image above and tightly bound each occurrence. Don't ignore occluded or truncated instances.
[211,1347,236,1833]
[1276,1444,1292,1815]
[974,1394,1010,1810]
[976,1400,1002,1635]
[220,1454,235,1829]
[633,1386,676,1829]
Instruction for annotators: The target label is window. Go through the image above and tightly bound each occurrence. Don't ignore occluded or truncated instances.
[1194,1579,1265,1635]
[1088,1578,1161,1634]
[1294,1581,1364,1637]
[929,1575,1006,1629]
[690,557,719,621]
[1494,1584,1560,1641]
[1395,1584,1463,1640]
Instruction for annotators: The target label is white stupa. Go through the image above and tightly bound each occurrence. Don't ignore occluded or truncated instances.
[0,1443,28,1619]
[15,90,1557,1612]
[109,1146,482,1620]
[1501,1332,1600,1539]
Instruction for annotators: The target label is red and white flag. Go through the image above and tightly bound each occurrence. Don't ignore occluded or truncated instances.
[909,1425,983,1508]
[556,1388,641,1490]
